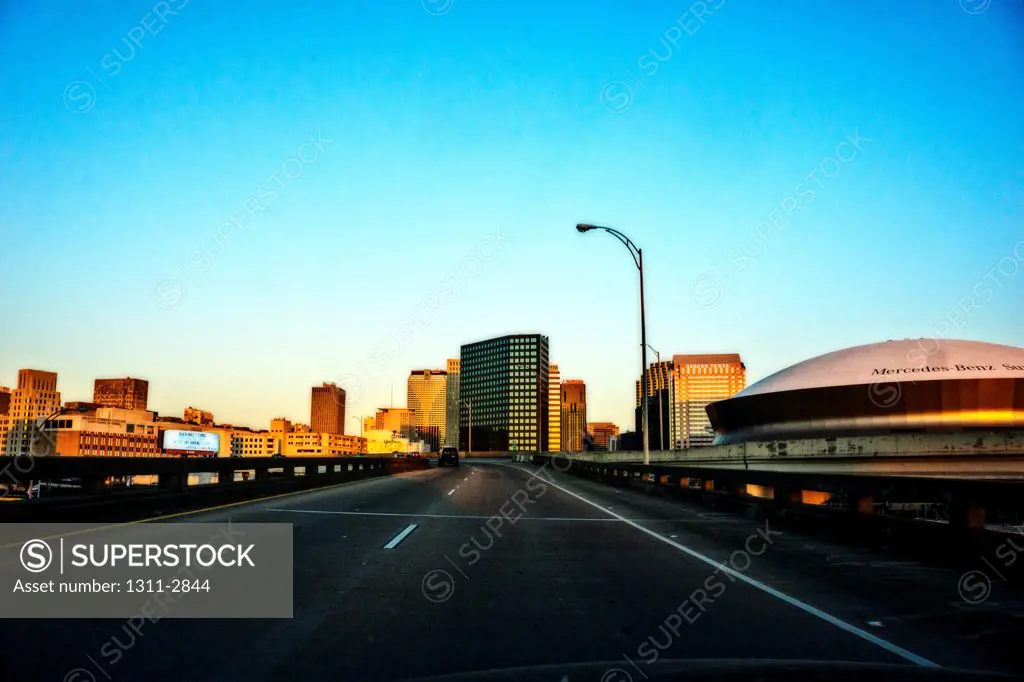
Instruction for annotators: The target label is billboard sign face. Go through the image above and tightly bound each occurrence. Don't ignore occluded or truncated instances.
[162,430,220,455]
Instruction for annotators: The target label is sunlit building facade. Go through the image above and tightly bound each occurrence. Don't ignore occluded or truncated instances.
[375,408,415,439]
[364,429,424,455]
[587,422,620,451]
[637,354,746,448]
[93,377,149,411]
[560,380,586,452]
[184,406,214,426]
[51,407,161,457]
[311,382,346,435]
[677,354,746,447]
[548,363,561,451]
[283,432,366,456]
[231,432,281,457]
[460,334,549,452]
[408,369,447,452]
[3,369,61,457]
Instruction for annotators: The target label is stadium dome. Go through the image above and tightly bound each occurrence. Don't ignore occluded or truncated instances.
[706,339,1024,445]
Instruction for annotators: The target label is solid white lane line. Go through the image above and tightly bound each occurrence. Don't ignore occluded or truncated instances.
[268,508,624,521]
[514,465,939,669]
[383,523,418,549]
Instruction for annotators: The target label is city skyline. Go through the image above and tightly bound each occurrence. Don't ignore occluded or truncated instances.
[4,330,1021,439]
[3,3,1021,432]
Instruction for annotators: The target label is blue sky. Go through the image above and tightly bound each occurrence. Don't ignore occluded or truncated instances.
[2,0,1022,432]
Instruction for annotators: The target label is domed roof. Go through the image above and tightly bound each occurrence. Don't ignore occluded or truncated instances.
[737,339,1024,398]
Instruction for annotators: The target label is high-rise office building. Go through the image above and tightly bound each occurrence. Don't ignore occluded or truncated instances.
[93,377,149,410]
[675,354,745,447]
[0,386,11,415]
[548,363,561,452]
[444,358,461,448]
[560,380,587,452]
[311,382,346,435]
[636,361,676,413]
[637,388,672,450]
[635,360,677,449]
[408,369,447,452]
[636,354,746,448]
[460,334,549,452]
[587,422,620,451]
[2,369,61,457]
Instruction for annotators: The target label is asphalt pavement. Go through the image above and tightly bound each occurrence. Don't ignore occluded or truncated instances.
[3,459,1021,681]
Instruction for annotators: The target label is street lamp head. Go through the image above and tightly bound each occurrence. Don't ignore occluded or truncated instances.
[576,224,595,233]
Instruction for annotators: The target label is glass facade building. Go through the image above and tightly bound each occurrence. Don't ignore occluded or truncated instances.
[444,358,461,448]
[459,334,549,452]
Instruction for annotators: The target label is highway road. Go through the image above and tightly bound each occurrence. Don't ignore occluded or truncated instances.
[3,460,1022,681]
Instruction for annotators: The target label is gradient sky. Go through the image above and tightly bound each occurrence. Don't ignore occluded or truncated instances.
[2,0,1022,432]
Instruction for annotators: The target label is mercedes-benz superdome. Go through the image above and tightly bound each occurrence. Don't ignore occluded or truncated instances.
[706,339,1024,445]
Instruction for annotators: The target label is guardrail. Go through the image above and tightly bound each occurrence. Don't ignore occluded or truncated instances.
[0,455,429,522]
[572,430,1024,464]
[513,452,1024,529]
[2,455,407,488]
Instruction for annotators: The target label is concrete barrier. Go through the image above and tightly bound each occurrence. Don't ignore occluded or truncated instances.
[559,430,1024,464]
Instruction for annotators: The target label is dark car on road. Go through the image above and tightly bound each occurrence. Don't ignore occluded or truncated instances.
[438,447,459,468]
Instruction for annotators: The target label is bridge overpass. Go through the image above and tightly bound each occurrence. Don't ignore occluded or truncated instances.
[1,439,1023,680]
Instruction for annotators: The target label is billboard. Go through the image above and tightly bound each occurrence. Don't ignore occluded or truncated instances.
[162,430,220,455]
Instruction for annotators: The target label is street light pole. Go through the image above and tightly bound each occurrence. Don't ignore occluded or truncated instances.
[639,250,651,465]
[576,223,650,465]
